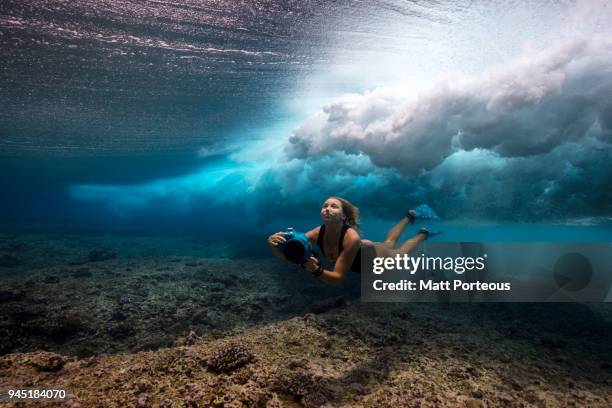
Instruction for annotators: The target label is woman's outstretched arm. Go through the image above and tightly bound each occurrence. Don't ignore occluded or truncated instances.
[304,228,361,286]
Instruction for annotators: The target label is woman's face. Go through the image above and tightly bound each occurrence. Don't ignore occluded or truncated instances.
[321,198,345,223]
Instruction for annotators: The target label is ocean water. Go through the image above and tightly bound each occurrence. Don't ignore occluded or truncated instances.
[2,0,611,238]
[1,0,612,362]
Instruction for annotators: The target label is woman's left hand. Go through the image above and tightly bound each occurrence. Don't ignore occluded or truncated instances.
[303,256,320,274]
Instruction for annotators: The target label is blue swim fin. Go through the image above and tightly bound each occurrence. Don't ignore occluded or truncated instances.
[410,204,440,220]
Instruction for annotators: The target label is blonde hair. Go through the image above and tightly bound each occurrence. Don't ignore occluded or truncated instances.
[328,196,361,233]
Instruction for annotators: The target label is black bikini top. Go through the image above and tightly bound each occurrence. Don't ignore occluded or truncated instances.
[316,223,351,261]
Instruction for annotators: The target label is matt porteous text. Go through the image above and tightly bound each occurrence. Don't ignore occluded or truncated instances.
[371,253,512,292]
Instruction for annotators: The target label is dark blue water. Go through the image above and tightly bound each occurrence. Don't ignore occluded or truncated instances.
[1,1,611,242]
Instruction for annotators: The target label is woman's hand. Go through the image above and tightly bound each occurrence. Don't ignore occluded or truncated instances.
[302,255,320,274]
[267,232,286,247]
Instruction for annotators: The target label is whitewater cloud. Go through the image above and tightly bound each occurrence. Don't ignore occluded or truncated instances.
[69,38,612,226]
[286,38,612,176]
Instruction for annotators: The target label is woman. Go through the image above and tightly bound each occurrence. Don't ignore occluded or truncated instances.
[267,197,439,286]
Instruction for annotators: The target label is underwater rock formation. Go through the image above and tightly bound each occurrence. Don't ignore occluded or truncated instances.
[0,301,611,407]
[0,233,610,406]
[28,352,67,372]
[205,341,254,373]
[272,370,330,406]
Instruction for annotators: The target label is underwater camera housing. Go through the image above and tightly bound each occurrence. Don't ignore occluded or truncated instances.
[278,227,313,265]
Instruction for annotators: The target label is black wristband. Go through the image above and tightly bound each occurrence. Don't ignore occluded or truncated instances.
[312,264,324,277]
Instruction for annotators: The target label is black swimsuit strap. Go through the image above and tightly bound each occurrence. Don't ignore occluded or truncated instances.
[317,224,350,258]
[316,224,325,253]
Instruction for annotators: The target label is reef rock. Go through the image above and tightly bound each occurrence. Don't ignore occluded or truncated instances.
[205,341,254,373]
[272,371,329,407]
[28,352,67,372]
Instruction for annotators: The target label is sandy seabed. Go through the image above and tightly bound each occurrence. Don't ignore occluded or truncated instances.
[0,233,611,407]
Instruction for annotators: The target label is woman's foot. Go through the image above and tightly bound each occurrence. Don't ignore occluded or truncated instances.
[418,227,443,240]
[406,209,417,223]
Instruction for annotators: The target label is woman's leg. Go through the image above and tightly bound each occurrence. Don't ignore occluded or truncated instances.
[363,240,392,258]
[371,230,427,257]
[396,231,427,254]
[384,216,411,246]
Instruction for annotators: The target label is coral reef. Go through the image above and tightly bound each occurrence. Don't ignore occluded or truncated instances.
[272,370,330,406]
[0,233,611,406]
[205,341,254,373]
[0,232,358,357]
[27,352,67,372]
[1,302,611,407]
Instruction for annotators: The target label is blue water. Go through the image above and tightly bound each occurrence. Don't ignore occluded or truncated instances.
[362,220,612,243]
[1,1,611,243]
[1,2,612,371]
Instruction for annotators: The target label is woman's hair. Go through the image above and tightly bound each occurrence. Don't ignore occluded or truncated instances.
[328,196,361,233]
